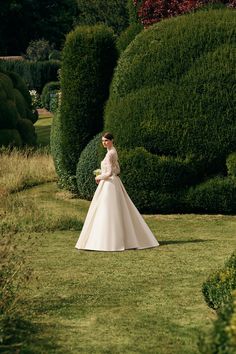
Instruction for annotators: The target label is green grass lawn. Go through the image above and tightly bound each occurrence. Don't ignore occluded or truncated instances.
[13,183,236,354]
[34,114,53,146]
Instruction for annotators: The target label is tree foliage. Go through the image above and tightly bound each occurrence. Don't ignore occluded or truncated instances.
[132,0,236,27]
[0,0,78,55]
[76,0,129,34]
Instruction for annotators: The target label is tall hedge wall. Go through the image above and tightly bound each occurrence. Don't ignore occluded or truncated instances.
[0,60,60,93]
[51,24,117,191]
[0,70,37,147]
[103,8,236,213]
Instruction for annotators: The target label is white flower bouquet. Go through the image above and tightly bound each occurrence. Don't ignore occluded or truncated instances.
[93,169,101,177]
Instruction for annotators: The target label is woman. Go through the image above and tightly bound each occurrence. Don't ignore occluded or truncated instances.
[75,132,159,251]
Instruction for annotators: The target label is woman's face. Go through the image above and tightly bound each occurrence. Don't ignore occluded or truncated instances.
[102,137,113,149]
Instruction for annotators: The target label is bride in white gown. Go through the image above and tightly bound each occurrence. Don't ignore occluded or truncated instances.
[75,132,159,251]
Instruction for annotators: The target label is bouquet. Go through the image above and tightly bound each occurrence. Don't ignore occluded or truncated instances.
[93,169,101,177]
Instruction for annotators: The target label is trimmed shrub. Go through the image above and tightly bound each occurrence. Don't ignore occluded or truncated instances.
[0,99,19,129]
[14,89,27,118]
[202,253,236,310]
[0,70,36,147]
[227,153,236,177]
[41,81,60,111]
[185,177,236,214]
[0,60,60,93]
[17,119,37,146]
[51,24,118,191]
[119,147,199,212]
[76,133,105,200]
[200,290,236,354]
[50,112,70,189]
[0,73,14,100]
[7,71,31,106]
[104,8,236,212]
[0,130,22,147]
[116,23,143,53]
[200,254,236,354]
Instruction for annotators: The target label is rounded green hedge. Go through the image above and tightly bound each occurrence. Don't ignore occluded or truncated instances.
[185,177,236,214]
[41,81,60,111]
[76,133,105,200]
[200,253,236,354]
[116,23,143,53]
[7,71,31,106]
[51,24,118,191]
[104,8,236,212]
[0,129,22,146]
[14,88,27,118]
[0,70,36,147]
[0,99,18,129]
[17,118,37,146]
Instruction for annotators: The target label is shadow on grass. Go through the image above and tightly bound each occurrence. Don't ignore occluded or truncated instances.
[0,315,62,354]
[160,239,213,246]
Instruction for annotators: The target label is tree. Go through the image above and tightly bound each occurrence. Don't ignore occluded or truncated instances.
[0,0,78,55]
[76,0,129,34]
[132,0,236,27]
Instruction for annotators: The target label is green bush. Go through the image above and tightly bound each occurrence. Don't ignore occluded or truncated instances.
[202,253,236,310]
[26,39,52,61]
[51,24,118,191]
[0,99,19,129]
[50,112,71,189]
[41,81,60,111]
[116,23,143,53]
[0,73,14,100]
[17,119,37,146]
[227,153,236,177]
[49,50,61,61]
[0,60,60,93]
[200,254,236,354]
[0,71,36,147]
[200,290,236,354]
[14,88,27,118]
[104,8,236,212]
[185,176,236,214]
[76,0,129,34]
[7,71,31,106]
[126,0,142,25]
[76,133,104,200]
[0,129,22,147]
[119,148,199,212]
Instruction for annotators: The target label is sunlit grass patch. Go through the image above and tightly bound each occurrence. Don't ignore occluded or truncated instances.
[0,147,57,195]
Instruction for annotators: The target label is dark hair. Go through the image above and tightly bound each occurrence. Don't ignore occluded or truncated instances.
[103,132,114,141]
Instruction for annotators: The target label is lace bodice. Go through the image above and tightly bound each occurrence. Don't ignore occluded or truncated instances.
[97,147,120,180]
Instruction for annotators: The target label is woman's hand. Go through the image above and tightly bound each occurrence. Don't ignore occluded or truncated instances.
[95,177,100,184]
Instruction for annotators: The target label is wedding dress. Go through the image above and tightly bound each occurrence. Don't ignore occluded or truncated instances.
[75,146,159,251]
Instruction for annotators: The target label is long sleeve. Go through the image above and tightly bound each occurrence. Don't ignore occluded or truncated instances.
[96,148,120,181]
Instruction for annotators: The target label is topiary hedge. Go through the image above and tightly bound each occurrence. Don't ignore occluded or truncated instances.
[0,70,37,147]
[202,253,236,310]
[51,24,118,192]
[200,253,236,354]
[103,8,236,213]
[0,60,60,93]
[185,177,236,214]
[119,147,201,212]
[41,81,60,111]
[116,23,143,53]
[76,133,105,200]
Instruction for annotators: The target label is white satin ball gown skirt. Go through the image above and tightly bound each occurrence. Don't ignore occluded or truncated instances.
[75,176,159,251]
